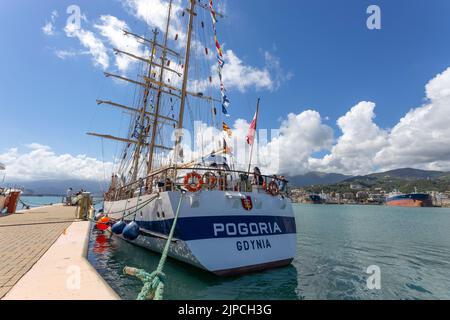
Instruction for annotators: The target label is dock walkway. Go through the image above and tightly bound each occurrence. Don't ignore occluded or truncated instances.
[0,205,75,298]
[0,205,118,300]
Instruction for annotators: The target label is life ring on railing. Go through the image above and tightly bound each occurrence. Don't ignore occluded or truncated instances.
[202,172,217,190]
[184,172,204,192]
[267,181,280,196]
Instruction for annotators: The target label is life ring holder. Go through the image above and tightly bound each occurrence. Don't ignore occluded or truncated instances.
[202,172,217,190]
[267,181,280,196]
[183,172,204,193]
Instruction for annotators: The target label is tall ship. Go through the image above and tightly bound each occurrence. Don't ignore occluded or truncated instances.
[0,163,22,214]
[89,0,297,276]
[386,190,433,207]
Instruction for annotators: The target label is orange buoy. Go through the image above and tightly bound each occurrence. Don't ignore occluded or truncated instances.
[96,216,110,231]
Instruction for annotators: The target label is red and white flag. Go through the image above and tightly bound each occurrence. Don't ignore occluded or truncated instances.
[246,111,258,145]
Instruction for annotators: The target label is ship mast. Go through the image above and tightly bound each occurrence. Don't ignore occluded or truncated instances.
[174,0,197,165]
[147,0,173,178]
[131,29,159,184]
[89,0,226,191]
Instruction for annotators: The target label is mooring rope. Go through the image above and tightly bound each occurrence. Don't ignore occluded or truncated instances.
[102,193,160,218]
[19,200,54,209]
[123,191,185,300]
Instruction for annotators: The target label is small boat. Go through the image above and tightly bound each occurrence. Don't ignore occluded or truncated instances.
[0,163,22,214]
[386,190,433,207]
[307,194,324,204]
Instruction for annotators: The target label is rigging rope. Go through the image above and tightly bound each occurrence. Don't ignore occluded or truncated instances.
[123,191,185,300]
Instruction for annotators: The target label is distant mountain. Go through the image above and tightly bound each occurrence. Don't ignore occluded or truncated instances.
[287,172,352,187]
[368,168,446,180]
[305,168,450,193]
[6,179,106,196]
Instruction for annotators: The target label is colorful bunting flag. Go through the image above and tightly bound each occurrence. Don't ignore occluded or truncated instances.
[222,122,232,137]
[209,0,230,116]
[246,111,258,145]
[222,105,229,116]
[223,138,232,155]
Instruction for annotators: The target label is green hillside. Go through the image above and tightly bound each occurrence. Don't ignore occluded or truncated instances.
[304,168,450,193]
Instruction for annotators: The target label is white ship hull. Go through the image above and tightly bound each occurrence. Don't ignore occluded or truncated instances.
[104,190,297,276]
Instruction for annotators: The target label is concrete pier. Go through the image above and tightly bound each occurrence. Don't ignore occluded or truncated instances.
[0,204,119,300]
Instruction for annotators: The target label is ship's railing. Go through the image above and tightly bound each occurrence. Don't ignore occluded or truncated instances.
[105,166,290,201]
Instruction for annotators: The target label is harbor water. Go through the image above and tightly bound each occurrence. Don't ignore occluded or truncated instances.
[87,204,450,300]
[20,196,64,208]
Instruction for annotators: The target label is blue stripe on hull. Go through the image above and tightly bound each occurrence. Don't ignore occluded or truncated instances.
[129,215,297,241]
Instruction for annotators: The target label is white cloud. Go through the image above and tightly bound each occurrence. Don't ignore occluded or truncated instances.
[0,144,113,182]
[124,0,184,40]
[94,15,147,73]
[172,111,333,176]
[64,21,110,70]
[190,50,285,93]
[258,111,334,175]
[4,63,450,183]
[42,10,58,36]
[309,101,389,175]
[306,67,450,175]
[264,51,293,90]
[124,0,289,92]
[54,49,80,60]
[42,23,55,36]
[222,50,273,92]
[373,67,450,172]
[196,66,450,177]
[51,2,289,93]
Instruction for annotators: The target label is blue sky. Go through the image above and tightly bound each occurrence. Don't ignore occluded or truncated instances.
[1,0,450,180]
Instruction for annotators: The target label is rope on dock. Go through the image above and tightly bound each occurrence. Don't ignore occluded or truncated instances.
[19,200,54,209]
[123,191,185,300]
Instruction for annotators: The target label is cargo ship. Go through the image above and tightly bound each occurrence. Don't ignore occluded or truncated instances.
[386,190,433,207]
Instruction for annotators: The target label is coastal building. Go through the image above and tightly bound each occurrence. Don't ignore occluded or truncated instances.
[356,191,369,201]
[350,184,367,190]
[343,193,355,200]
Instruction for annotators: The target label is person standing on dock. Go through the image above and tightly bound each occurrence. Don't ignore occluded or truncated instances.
[66,188,73,206]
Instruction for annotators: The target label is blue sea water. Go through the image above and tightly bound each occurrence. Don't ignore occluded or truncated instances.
[20,196,103,209]
[20,196,65,208]
[87,204,450,300]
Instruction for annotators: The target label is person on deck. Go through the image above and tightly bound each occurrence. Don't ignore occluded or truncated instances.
[165,178,173,192]
[157,176,165,192]
[253,167,264,186]
[278,176,288,194]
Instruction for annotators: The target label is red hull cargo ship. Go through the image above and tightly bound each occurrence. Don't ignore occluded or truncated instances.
[386,192,433,207]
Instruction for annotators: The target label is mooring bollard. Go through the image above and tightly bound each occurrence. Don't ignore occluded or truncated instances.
[76,192,93,220]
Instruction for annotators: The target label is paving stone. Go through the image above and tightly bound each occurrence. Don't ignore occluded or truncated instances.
[0,205,76,298]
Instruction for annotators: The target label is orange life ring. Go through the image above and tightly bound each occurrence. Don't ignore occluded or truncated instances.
[267,181,280,196]
[184,172,204,192]
[202,172,217,190]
